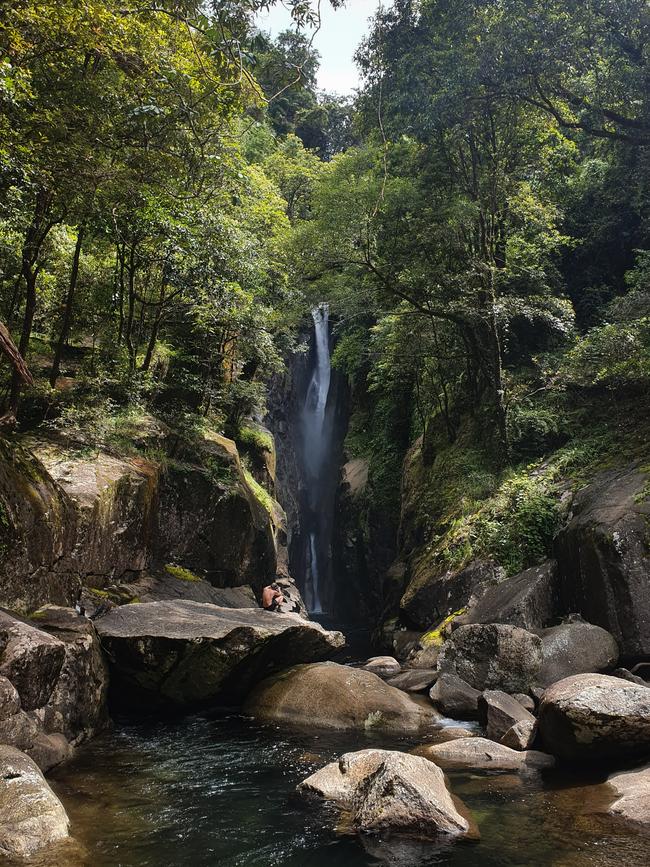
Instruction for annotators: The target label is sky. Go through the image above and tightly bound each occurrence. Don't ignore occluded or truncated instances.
[256,1,386,95]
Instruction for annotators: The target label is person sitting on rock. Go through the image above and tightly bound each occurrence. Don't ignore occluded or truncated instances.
[262,583,284,612]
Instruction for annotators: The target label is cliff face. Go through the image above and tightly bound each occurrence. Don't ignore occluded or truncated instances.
[0,427,301,614]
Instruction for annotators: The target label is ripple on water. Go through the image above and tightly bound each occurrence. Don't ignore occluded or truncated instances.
[20,714,645,867]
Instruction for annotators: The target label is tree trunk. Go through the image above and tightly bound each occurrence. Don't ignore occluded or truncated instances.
[49,223,86,387]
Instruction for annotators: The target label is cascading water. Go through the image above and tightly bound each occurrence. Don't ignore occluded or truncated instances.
[300,303,332,613]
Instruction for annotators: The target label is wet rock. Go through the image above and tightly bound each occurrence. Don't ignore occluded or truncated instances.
[0,612,66,710]
[416,737,555,773]
[0,745,70,857]
[539,674,650,761]
[429,674,481,720]
[0,675,20,720]
[97,601,344,708]
[437,623,543,693]
[387,669,438,693]
[245,661,439,734]
[478,690,537,744]
[606,763,650,832]
[31,606,109,743]
[512,693,536,713]
[538,621,619,687]
[298,749,474,840]
[27,733,73,773]
[465,561,558,630]
[362,656,401,678]
[555,464,650,656]
[401,559,498,632]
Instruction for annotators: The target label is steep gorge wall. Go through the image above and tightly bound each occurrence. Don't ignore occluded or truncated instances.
[0,429,294,614]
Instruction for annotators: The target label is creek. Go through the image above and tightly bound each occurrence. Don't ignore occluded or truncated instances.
[43,711,649,867]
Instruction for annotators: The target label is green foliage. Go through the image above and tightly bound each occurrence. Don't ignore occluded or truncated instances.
[164,564,201,583]
[237,425,273,454]
[243,468,275,515]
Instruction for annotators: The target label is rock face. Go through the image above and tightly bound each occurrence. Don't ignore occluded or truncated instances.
[437,624,543,693]
[298,749,473,840]
[606,763,650,832]
[466,561,558,630]
[0,609,108,769]
[538,621,619,687]
[538,674,650,761]
[429,674,481,720]
[244,661,439,734]
[401,559,498,632]
[0,745,70,857]
[415,737,554,773]
[555,465,650,657]
[96,601,343,708]
[478,690,537,745]
[1,431,304,614]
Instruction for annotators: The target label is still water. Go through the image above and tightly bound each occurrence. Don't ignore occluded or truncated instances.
[31,713,649,867]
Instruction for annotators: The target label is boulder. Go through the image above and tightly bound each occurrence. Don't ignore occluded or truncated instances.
[605,763,650,832]
[539,674,650,761]
[437,623,543,693]
[298,749,474,840]
[27,733,73,773]
[387,669,438,693]
[466,561,558,630]
[512,693,536,714]
[500,719,537,751]
[429,674,481,720]
[0,612,66,710]
[415,737,555,773]
[538,621,619,687]
[0,709,40,752]
[554,465,650,656]
[478,690,537,743]
[401,559,498,632]
[0,675,20,720]
[244,661,439,734]
[0,745,70,857]
[611,668,648,686]
[96,601,344,708]
[408,644,440,670]
[362,656,401,678]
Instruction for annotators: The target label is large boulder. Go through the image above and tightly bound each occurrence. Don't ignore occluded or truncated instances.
[298,749,474,840]
[437,623,543,693]
[0,675,20,720]
[538,674,650,761]
[478,690,537,749]
[429,674,481,720]
[605,763,650,832]
[0,611,66,710]
[415,737,554,773]
[538,621,619,687]
[0,745,70,857]
[96,601,343,708]
[244,661,439,734]
[401,559,498,632]
[466,561,558,630]
[555,465,650,657]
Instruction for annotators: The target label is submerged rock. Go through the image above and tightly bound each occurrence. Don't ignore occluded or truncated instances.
[538,673,650,761]
[415,736,554,773]
[0,745,70,858]
[96,601,343,708]
[298,749,475,840]
[437,623,543,693]
[244,661,439,734]
[538,621,619,687]
[605,763,650,832]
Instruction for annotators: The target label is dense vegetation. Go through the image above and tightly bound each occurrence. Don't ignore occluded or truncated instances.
[1,0,649,584]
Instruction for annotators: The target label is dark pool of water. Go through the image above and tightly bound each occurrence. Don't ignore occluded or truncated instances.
[28,713,648,867]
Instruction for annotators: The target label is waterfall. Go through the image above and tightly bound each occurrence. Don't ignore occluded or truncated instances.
[300,303,332,613]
